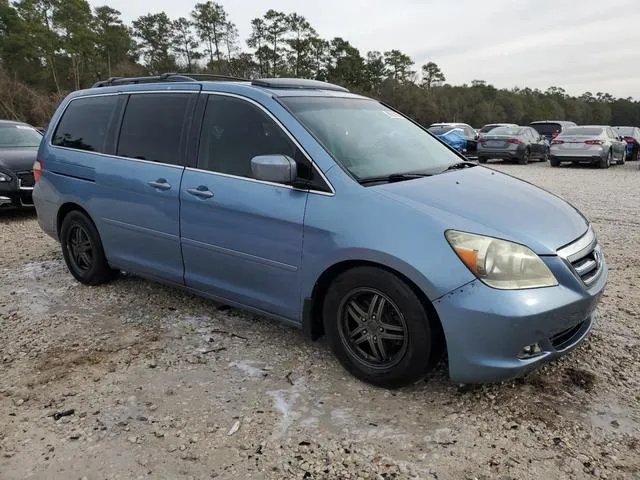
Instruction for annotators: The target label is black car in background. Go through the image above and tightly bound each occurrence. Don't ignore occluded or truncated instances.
[529,120,577,144]
[477,125,548,164]
[613,126,640,161]
[0,120,42,209]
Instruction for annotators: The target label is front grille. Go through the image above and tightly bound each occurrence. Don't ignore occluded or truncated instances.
[557,228,603,287]
[17,170,35,188]
[550,321,586,350]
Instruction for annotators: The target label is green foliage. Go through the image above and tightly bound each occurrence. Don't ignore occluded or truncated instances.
[0,0,639,128]
[132,12,176,74]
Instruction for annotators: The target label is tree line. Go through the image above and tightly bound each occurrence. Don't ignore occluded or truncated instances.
[1,0,639,128]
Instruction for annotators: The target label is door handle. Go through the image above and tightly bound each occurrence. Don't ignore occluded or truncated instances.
[148,179,171,191]
[186,186,214,199]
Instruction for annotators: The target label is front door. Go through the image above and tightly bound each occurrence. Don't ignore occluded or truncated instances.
[97,91,198,283]
[180,94,308,320]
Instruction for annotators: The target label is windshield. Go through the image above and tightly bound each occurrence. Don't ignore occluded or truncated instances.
[530,123,562,136]
[488,126,522,136]
[281,97,462,181]
[613,126,634,136]
[0,125,42,148]
[560,127,603,137]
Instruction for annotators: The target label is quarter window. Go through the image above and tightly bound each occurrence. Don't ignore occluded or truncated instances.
[53,96,119,153]
[117,93,193,165]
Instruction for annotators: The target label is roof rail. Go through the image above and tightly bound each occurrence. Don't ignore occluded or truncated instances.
[251,78,349,93]
[91,72,249,88]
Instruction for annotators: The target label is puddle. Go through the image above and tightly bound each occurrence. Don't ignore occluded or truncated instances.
[589,401,639,435]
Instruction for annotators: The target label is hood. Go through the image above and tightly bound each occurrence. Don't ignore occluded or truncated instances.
[375,166,588,255]
[0,147,38,172]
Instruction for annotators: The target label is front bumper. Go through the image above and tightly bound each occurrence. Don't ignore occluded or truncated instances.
[434,253,607,384]
[0,179,34,209]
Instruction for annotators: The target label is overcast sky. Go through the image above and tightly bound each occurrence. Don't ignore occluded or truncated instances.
[93,0,640,99]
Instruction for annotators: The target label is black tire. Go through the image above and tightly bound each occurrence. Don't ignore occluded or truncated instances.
[542,148,550,162]
[634,149,639,162]
[478,156,488,164]
[550,157,560,167]
[518,149,530,165]
[60,210,116,285]
[323,267,434,388]
[599,150,612,169]
[618,149,626,165]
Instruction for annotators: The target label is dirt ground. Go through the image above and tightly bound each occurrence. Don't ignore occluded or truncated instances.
[1,161,639,480]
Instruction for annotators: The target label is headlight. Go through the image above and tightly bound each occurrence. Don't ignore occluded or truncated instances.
[445,230,558,290]
[0,172,10,182]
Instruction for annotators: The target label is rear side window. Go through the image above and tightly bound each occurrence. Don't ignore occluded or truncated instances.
[117,93,193,165]
[561,127,603,136]
[53,96,118,152]
[530,123,562,136]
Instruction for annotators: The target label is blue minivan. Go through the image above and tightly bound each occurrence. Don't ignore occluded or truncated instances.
[33,75,607,388]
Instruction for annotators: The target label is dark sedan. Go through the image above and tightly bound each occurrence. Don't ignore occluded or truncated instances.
[613,126,640,161]
[0,120,42,209]
[477,126,548,164]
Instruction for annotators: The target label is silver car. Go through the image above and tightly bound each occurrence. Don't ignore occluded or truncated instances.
[549,125,627,168]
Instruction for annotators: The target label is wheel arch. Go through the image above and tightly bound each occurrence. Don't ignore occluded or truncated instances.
[56,202,94,238]
[302,259,446,358]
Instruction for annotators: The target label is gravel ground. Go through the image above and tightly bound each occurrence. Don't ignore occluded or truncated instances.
[1,161,639,480]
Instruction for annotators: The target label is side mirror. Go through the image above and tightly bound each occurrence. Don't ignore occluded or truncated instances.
[251,154,297,184]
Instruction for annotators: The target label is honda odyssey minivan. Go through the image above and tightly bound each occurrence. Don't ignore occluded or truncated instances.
[33,75,607,388]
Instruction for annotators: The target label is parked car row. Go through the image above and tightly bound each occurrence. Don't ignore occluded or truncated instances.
[428,118,640,169]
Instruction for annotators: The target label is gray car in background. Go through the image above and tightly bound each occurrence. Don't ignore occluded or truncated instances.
[477,125,548,164]
[549,126,627,168]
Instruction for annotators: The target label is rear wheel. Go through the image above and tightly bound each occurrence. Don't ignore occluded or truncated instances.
[634,148,640,161]
[550,157,560,167]
[542,147,550,162]
[478,156,488,164]
[323,267,434,388]
[599,150,612,169]
[60,211,116,285]
[518,149,530,165]
[618,149,626,165]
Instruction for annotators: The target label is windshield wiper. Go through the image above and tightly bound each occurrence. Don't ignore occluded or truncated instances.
[359,172,432,185]
[440,161,476,173]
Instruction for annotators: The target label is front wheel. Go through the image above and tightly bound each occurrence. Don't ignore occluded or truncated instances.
[60,210,116,285]
[323,267,435,388]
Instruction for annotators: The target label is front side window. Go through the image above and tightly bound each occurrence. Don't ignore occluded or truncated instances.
[117,93,193,165]
[198,95,296,179]
[53,96,118,152]
[0,125,42,148]
[283,97,462,181]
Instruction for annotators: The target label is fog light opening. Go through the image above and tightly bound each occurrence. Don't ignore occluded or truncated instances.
[518,342,544,359]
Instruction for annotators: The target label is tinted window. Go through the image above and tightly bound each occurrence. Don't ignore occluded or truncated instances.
[53,96,118,152]
[428,125,456,135]
[0,125,42,148]
[530,123,562,136]
[198,95,296,179]
[490,126,520,136]
[480,124,500,133]
[117,94,193,165]
[560,127,604,136]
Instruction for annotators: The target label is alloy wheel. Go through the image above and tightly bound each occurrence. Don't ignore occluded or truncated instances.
[67,224,94,273]
[337,288,409,369]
